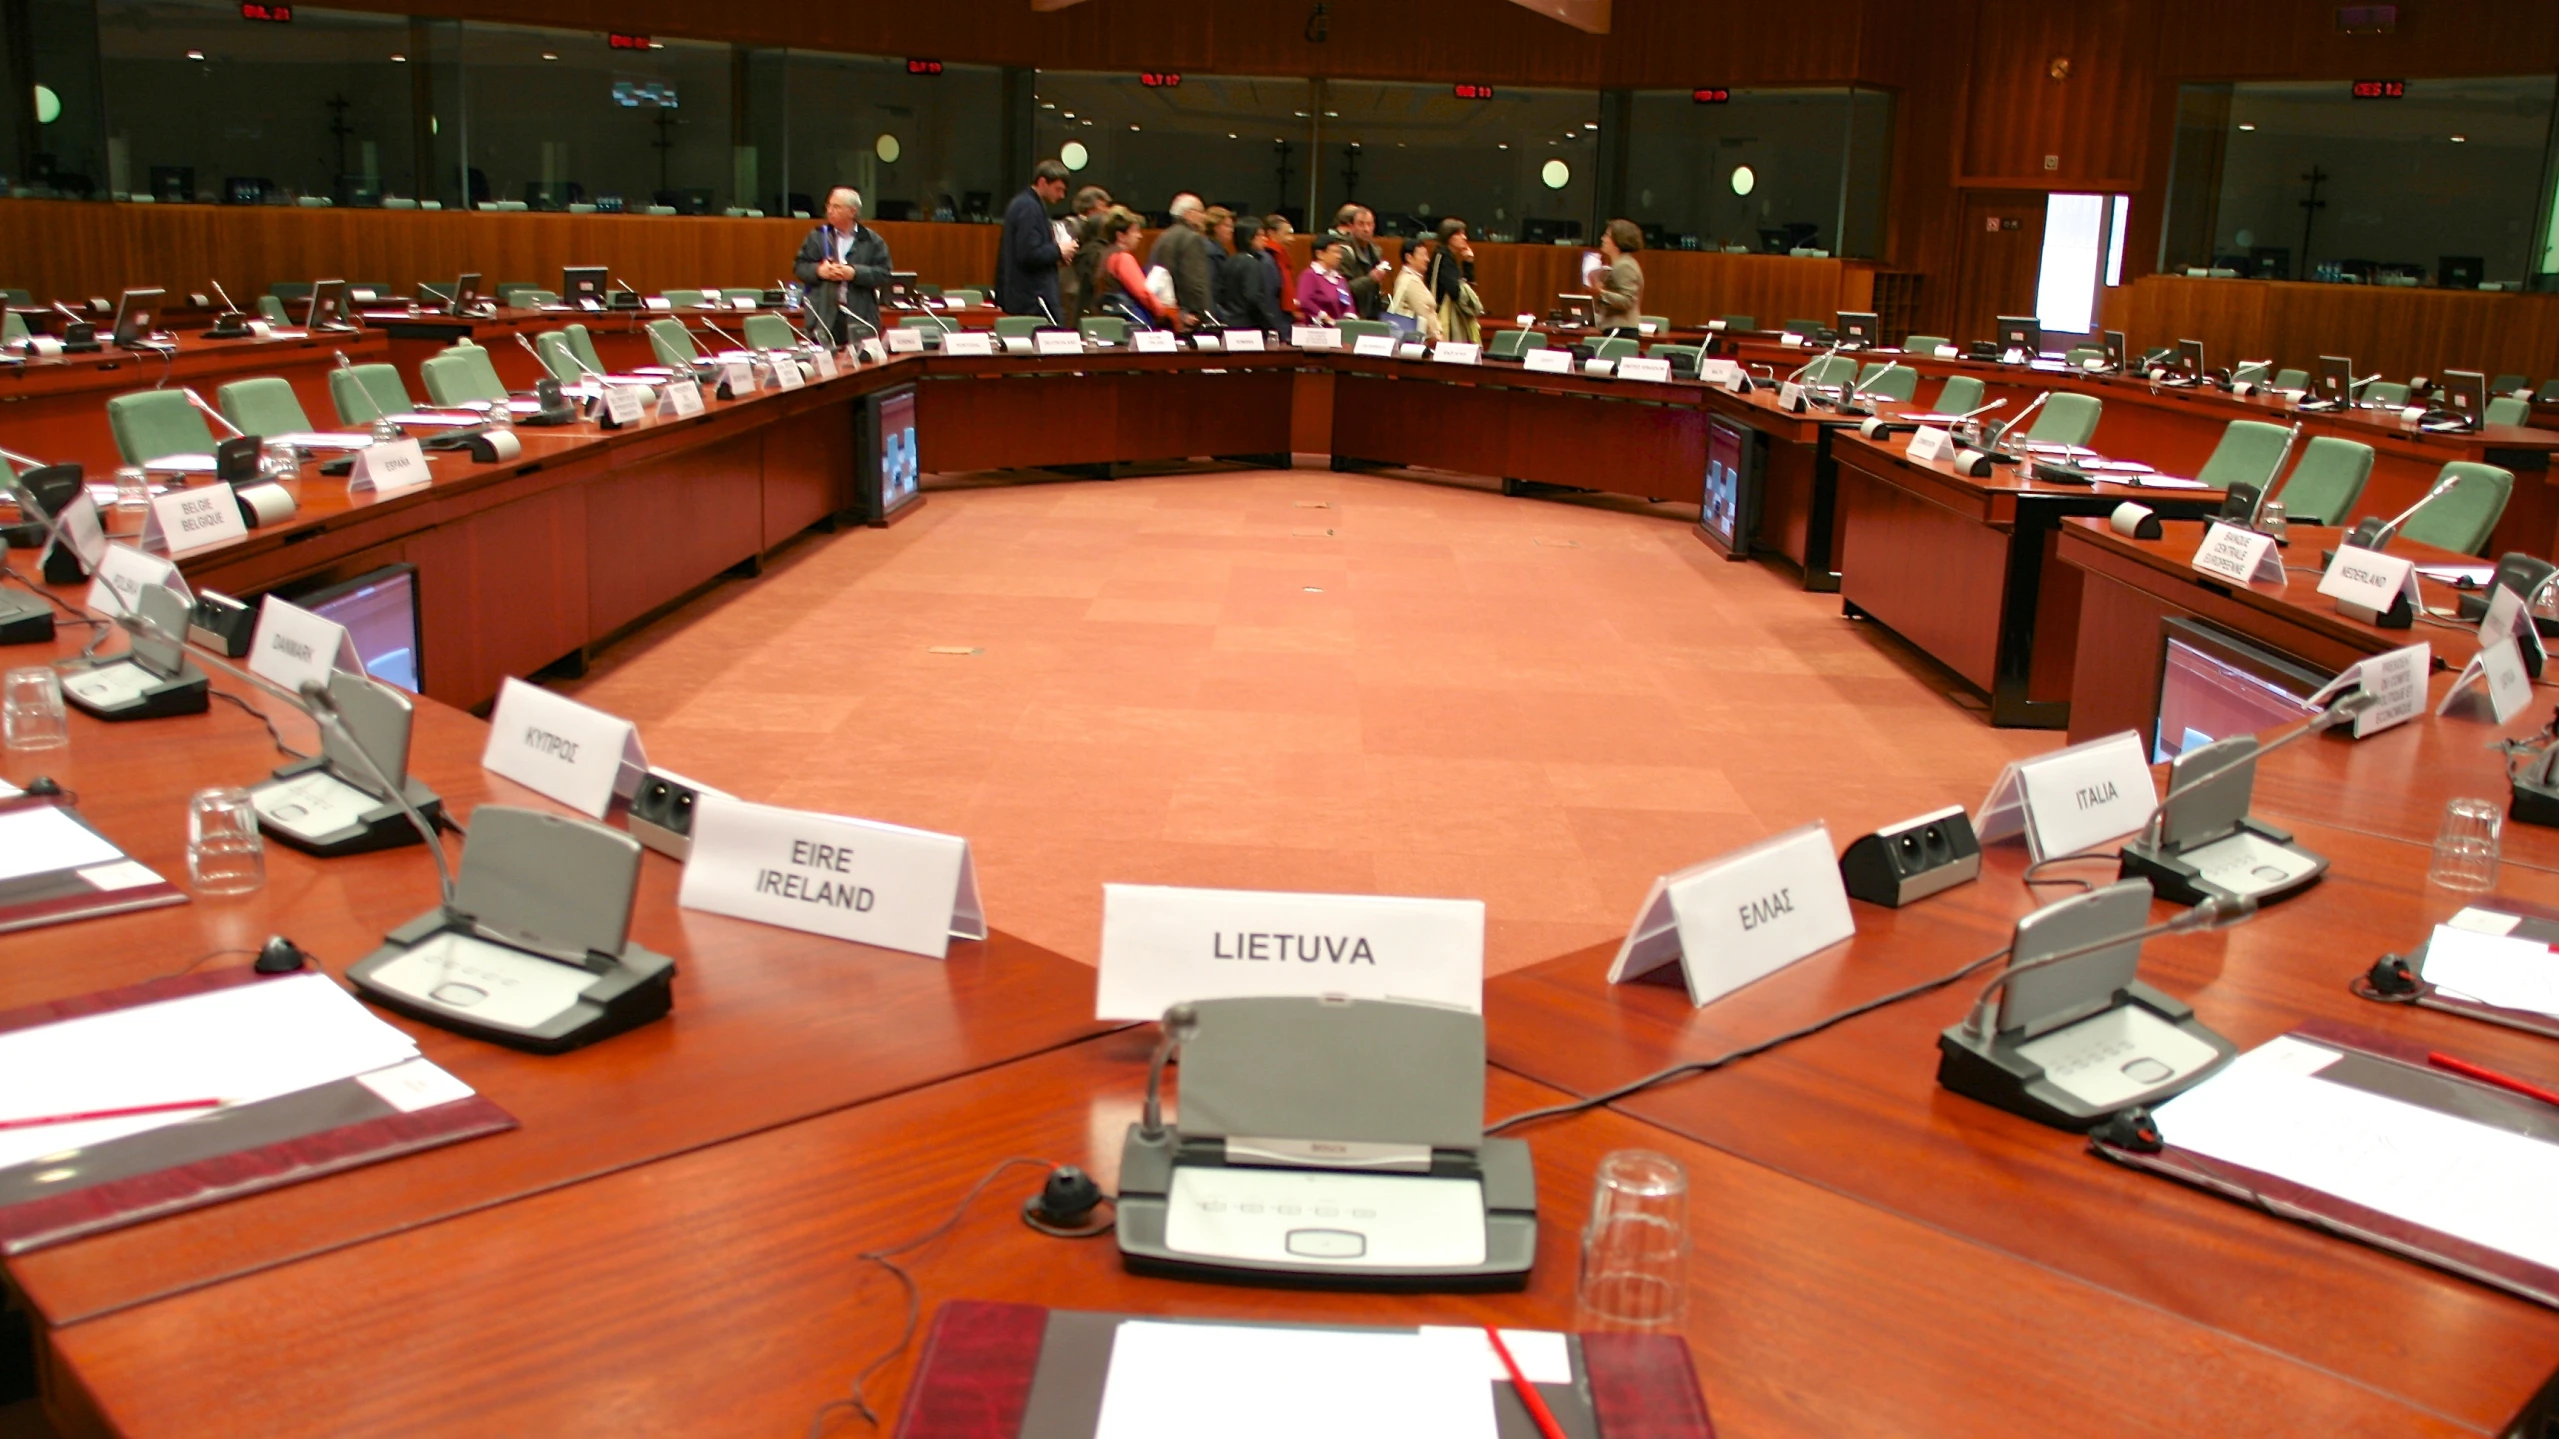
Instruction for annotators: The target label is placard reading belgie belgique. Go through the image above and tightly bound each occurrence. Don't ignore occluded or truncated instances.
[678,794,985,959]
[1094,883,1484,1021]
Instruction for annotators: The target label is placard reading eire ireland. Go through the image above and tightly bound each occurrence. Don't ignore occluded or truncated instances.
[1095,883,1484,1021]
[679,794,985,959]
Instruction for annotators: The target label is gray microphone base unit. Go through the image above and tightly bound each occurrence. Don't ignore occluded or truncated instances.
[1936,981,2237,1131]
[347,914,675,1054]
[251,758,446,858]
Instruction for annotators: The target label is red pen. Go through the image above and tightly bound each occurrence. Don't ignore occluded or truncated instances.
[0,1098,222,1133]
[2428,1051,2559,1110]
[1484,1326,1568,1439]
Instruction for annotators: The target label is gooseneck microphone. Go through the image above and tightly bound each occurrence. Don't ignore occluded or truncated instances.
[2345,473,2462,552]
[1138,1002,1202,1141]
[297,675,456,910]
[181,387,246,439]
[1960,895,2255,1042]
[1037,297,1061,328]
[2137,691,2380,849]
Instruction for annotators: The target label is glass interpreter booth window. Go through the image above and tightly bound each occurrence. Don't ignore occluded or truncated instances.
[2165,76,2558,288]
[1622,87,1891,256]
[457,25,733,213]
[1033,72,1314,227]
[1316,81,1599,244]
[777,54,1004,223]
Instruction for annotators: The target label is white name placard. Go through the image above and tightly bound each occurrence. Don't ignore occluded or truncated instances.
[2190,522,2284,585]
[1608,821,1856,1009]
[1904,426,1957,463]
[885,327,926,354]
[140,485,247,558]
[941,330,993,357]
[1222,329,1264,352]
[2308,640,2431,738]
[679,794,984,959]
[1979,730,2157,861]
[1352,334,1397,358]
[770,354,807,389]
[644,296,672,311]
[1132,330,1178,354]
[1433,342,1481,366]
[1934,344,1960,359]
[604,385,648,426]
[1523,348,1573,375]
[350,438,430,495]
[861,337,891,363]
[2439,636,2536,724]
[44,493,106,576]
[811,347,839,379]
[1035,329,1085,356]
[1779,333,1806,348]
[1617,357,1673,383]
[1095,883,1485,1022]
[1291,326,1342,350]
[2317,544,2421,616]
[721,359,756,394]
[248,594,365,695]
[480,677,648,819]
[84,541,190,618]
[661,379,705,419]
[1777,381,1805,410]
[1701,358,1744,390]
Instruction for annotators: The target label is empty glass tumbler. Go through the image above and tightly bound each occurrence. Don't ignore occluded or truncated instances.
[1,667,67,750]
[1578,1149,1689,1326]
[187,787,265,895]
[2428,797,2501,892]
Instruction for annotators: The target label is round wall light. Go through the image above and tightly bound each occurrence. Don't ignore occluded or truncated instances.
[1060,141,1089,172]
[1730,164,1757,196]
[1540,159,1570,189]
[874,133,901,163]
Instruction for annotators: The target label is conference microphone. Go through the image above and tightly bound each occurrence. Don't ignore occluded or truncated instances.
[843,311,879,338]
[1784,340,1843,387]
[697,316,748,352]
[0,444,48,475]
[1846,359,1901,407]
[182,387,247,440]
[1037,297,1061,328]
[2343,472,2462,552]
[2136,691,2378,851]
[296,674,456,910]
[1137,1001,1202,1143]
[1957,892,2255,1043]
[918,304,957,334]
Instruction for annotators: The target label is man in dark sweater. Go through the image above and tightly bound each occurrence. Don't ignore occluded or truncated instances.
[996,159,1075,319]
[789,186,892,348]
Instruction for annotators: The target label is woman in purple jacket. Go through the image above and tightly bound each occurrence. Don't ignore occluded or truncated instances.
[1295,233,1356,324]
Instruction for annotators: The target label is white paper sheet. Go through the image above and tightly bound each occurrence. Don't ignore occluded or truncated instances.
[2421,925,2559,1017]
[2153,1037,2559,1273]
[1417,1327,1572,1385]
[260,431,374,451]
[1093,1321,1495,1439]
[0,805,123,884]
[0,972,420,1170]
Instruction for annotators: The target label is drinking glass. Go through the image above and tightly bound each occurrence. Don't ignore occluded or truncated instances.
[187,786,265,895]
[1,667,66,750]
[113,465,150,510]
[2429,797,2501,892]
[1578,1149,1688,1326]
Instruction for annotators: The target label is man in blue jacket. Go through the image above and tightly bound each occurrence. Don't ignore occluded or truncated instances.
[995,159,1076,320]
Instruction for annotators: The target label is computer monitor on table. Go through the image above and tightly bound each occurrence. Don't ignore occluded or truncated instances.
[2150,618,2327,764]
[2317,355,2353,402]
[2177,338,2206,380]
[288,563,423,694]
[2437,369,2488,426]
[109,288,166,348]
[562,266,608,310]
[2103,331,2126,369]
[1835,311,1877,348]
[445,273,483,317]
[1995,316,2037,358]
[306,279,356,332]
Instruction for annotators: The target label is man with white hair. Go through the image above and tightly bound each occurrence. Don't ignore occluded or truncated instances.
[1144,191,1215,324]
[791,185,892,347]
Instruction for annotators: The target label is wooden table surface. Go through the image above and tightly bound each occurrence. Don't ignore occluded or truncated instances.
[39,1036,2480,1439]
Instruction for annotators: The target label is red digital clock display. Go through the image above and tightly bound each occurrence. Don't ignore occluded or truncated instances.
[238,2,292,21]
[1452,84,1495,100]
[607,32,651,49]
[1692,87,1731,104]
[2351,78,2406,99]
[1139,72,1182,88]
[906,59,943,75]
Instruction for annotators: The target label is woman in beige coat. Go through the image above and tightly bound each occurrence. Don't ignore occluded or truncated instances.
[1387,235,1443,343]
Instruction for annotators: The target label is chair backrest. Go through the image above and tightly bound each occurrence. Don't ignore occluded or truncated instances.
[534,331,586,383]
[1638,314,1669,333]
[563,323,603,375]
[1079,315,1130,345]
[105,388,217,464]
[993,315,1043,339]
[2063,346,2105,367]
[2398,461,2513,555]
[1591,335,1641,362]
[2194,419,2293,493]
[494,283,542,307]
[662,288,707,309]
[951,288,986,306]
[2538,378,2559,405]
[2363,380,2411,409]
[646,318,701,368]
[2273,368,2310,391]
[516,289,559,307]
[1854,363,1918,402]
[1487,328,1545,358]
[255,295,289,323]
[2485,395,2530,427]
[1781,317,1823,336]
[1336,318,1394,342]
[1801,353,1856,387]
[268,282,313,301]
[2027,391,2103,446]
[2267,436,2373,526]
[741,313,795,350]
[215,376,311,436]
[1936,375,1985,414]
[1721,314,1755,331]
[719,288,762,304]
[2231,361,2271,385]
[0,311,24,346]
[420,344,509,405]
[1904,334,1950,355]
[329,362,412,425]
[381,196,419,210]
[2490,373,2526,395]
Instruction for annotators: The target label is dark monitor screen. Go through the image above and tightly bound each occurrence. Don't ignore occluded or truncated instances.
[1994,315,2038,355]
[1835,311,1877,346]
[562,266,607,307]
[1698,412,1757,559]
[2318,354,2353,397]
[291,563,422,693]
[111,288,165,347]
[306,278,352,331]
[2151,618,2328,763]
[448,273,482,316]
[2103,330,2126,367]
[864,384,920,523]
[2439,368,2488,419]
[2177,338,2206,378]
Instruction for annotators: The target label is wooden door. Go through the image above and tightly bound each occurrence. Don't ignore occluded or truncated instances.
[1951,192,2047,350]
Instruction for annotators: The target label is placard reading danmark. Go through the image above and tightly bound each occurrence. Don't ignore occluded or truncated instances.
[139,485,247,558]
[1978,730,2157,861]
[1523,348,1573,375]
[1609,821,1855,1008]
[248,594,366,695]
[1905,426,1957,463]
[479,676,648,819]
[1096,883,1484,1022]
[679,794,984,959]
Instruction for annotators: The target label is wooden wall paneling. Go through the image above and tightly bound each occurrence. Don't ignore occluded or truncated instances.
[2154,83,2230,276]
[2103,275,2559,390]
[758,400,854,550]
[1955,0,2160,190]
[2152,0,2559,82]
[402,482,591,711]
[584,429,767,639]
[1948,191,2048,348]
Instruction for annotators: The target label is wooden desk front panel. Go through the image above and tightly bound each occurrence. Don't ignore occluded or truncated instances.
[1332,372,1706,503]
[1836,460,2009,692]
[918,372,1124,471]
[585,427,767,639]
[1114,368,1293,460]
[43,1038,2470,1439]
[759,400,854,550]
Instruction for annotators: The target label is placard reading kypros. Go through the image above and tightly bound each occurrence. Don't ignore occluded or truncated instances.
[1095,883,1484,1021]
[678,794,985,959]
[1608,821,1856,1008]
[479,676,648,819]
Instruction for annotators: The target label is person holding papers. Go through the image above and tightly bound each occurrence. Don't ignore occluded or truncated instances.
[1387,235,1443,343]
[790,186,892,348]
[1087,208,1179,329]
[996,159,1076,319]
[1296,234,1356,325]
[1595,218,1645,338]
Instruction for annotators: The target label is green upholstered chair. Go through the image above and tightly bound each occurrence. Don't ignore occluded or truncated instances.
[562,324,603,375]
[1800,353,1857,388]
[1078,315,1129,345]
[2362,381,2411,409]
[515,289,559,307]
[898,315,946,349]
[2274,367,2311,390]
[647,318,703,368]
[741,313,796,350]
[1903,334,1950,354]
[1781,317,1823,336]
[1336,318,1394,343]
[2231,361,2271,386]
[951,288,986,306]
[2194,419,2293,493]
[2025,391,2102,447]
[2491,373,2527,395]
[1590,335,1641,362]
[1935,375,1985,414]
[416,282,454,305]
[420,344,509,405]
[494,283,542,307]
[2064,346,2106,368]
[2394,461,2512,555]
[255,295,289,324]
[2265,436,2372,526]
[1853,362,1918,401]
[534,331,587,383]
[268,281,314,302]
[2538,379,2559,405]
[719,288,762,305]
[1638,314,1670,334]
[1720,314,1755,331]
[106,389,217,464]
[993,316,1043,340]
[1648,343,1703,376]
[2486,395,2530,427]
[215,376,312,436]
[662,289,708,309]
[0,288,31,306]
[1487,328,1546,359]
[329,363,413,425]
[0,311,25,346]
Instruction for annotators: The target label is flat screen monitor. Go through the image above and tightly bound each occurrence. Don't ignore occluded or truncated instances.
[305,278,354,331]
[289,563,423,694]
[2103,330,2126,368]
[109,288,165,348]
[1835,311,1877,347]
[562,266,608,310]
[1555,293,1595,327]
[2438,368,2488,422]
[2177,338,2206,379]
[446,272,482,317]
[1994,315,2038,356]
[2318,354,2353,399]
[854,383,921,526]
[2149,617,2328,764]
[1697,412,1759,560]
